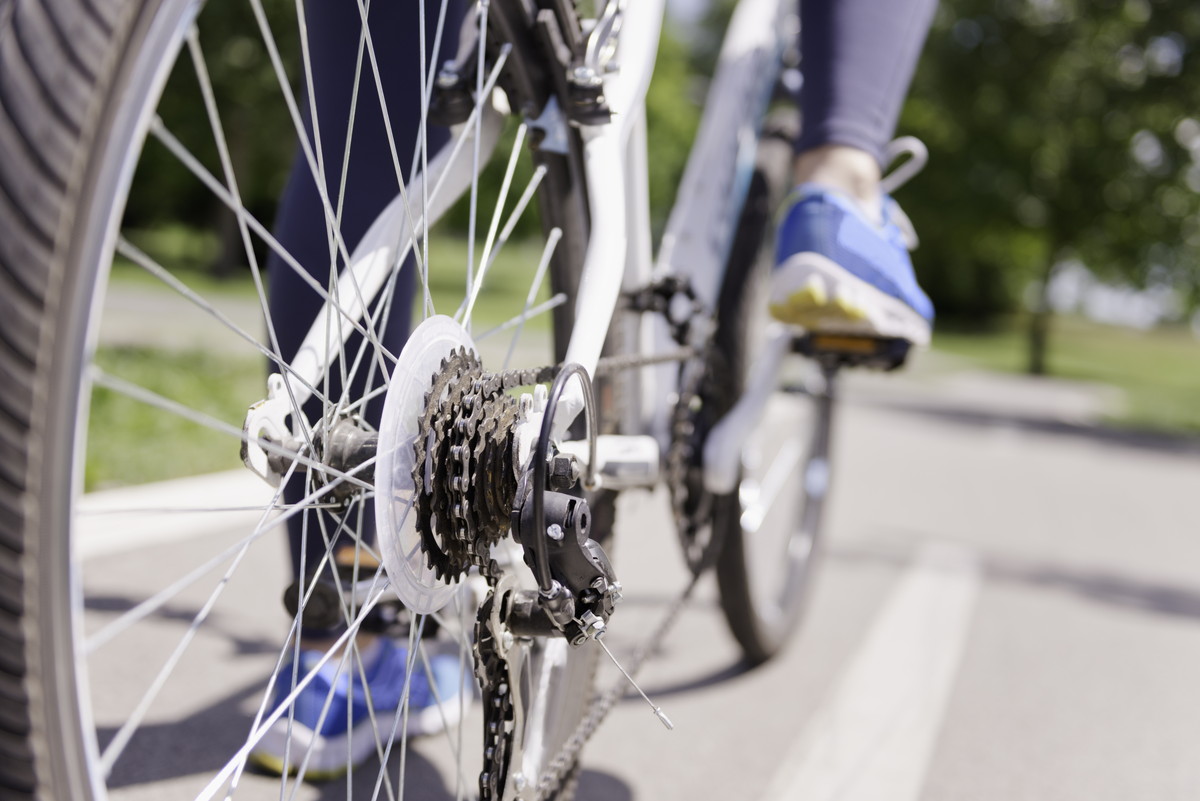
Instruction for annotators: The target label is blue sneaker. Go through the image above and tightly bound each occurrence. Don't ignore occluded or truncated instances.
[249,638,470,779]
[769,183,933,345]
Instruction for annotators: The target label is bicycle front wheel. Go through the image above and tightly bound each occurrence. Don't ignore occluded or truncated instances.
[0,0,600,797]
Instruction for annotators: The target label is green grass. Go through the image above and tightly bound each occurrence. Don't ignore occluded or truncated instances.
[113,227,553,330]
[91,232,553,490]
[116,225,260,298]
[933,316,1200,434]
[420,235,555,331]
[86,348,264,491]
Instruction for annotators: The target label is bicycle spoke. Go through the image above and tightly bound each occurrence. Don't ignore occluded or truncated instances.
[323,264,402,428]
[247,0,410,455]
[496,228,562,369]
[88,367,375,493]
[379,616,427,801]
[286,46,515,415]
[479,123,526,281]
[223,501,392,795]
[294,0,358,453]
[298,0,403,405]
[146,119,397,371]
[454,591,473,801]
[281,646,354,795]
[740,436,805,534]
[113,236,335,409]
[478,292,568,345]
[413,0,454,317]
[464,1,491,334]
[246,0,357,274]
[78,503,341,515]
[415,636,474,792]
[83,460,390,655]
[459,163,548,327]
[96,469,306,775]
[185,29,319,453]
[196,581,391,801]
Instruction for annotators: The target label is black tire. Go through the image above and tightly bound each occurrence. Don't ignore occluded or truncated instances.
[0,0,600,796]
[711,110,832,666]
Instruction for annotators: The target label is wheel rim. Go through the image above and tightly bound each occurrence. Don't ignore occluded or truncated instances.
[725,247,825,653]
[41,0,591,796]
[738,390,821,634]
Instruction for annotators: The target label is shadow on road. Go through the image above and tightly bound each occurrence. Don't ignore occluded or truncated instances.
[96,674,453,799]
[635,660,750,701]
[832,540,1200,623]
[858,395,1200,459]
[85,592,278,657]
[575,769,635,801]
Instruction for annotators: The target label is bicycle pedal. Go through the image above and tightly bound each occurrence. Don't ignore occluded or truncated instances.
[792,333,911,371]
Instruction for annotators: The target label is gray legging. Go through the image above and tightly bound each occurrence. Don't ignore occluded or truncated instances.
[268,0,936,580]
[798,0,937,166]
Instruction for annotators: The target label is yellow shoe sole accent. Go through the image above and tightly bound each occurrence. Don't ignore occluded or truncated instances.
[248,751,348,782]
[769,284,869,329]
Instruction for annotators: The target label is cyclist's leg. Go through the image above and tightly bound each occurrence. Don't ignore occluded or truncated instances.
[269,0,453,576]
[771,0,936,344]
[256,0,464,775]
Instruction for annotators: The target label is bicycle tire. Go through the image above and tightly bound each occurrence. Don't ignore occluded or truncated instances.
[0,0,603,797]
[710,110,831,666]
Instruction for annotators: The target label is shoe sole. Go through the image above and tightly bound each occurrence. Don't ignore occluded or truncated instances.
[248,693,466,780]
[768,252,931,346]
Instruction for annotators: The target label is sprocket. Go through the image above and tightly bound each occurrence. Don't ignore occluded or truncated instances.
[411,349,523,581]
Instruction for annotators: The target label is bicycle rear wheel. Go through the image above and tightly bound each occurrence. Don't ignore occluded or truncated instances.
[0,0,599,797]
[709,111,831,666]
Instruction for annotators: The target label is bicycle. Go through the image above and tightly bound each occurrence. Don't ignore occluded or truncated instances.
[0,0,911,798]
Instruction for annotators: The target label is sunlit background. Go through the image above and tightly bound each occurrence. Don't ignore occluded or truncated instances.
[98,0,1200,495]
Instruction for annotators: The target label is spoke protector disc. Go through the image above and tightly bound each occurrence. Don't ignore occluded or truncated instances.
[375,315,477,613]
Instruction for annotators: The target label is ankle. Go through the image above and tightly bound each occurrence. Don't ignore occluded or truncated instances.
[794,145,883,223]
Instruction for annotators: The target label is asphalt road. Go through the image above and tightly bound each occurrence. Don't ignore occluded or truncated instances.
[79,356,1200,800]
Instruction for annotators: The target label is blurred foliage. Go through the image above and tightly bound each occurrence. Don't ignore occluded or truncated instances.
[125,0,300,275]
[897,0,1200,369]
[120,1,1200,377]
[123,3,698,270]
[646,25,703,236]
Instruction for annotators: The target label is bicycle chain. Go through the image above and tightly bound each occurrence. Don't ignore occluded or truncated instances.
[475,592,513,801]
[520,285,722,798]
[529,362,718,800]
[409,341,711,801]
[530,571,703,800]
[410,350,555,801]
[665,346,735,574]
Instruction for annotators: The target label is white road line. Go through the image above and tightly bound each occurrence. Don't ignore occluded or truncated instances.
[763,543,981,801]
[76,470,274,560]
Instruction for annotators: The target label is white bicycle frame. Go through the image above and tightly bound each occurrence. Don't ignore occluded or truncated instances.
[242,0,795,493]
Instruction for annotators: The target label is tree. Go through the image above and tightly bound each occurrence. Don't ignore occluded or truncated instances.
[897,0,1200,373]
[122,4,699,278]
